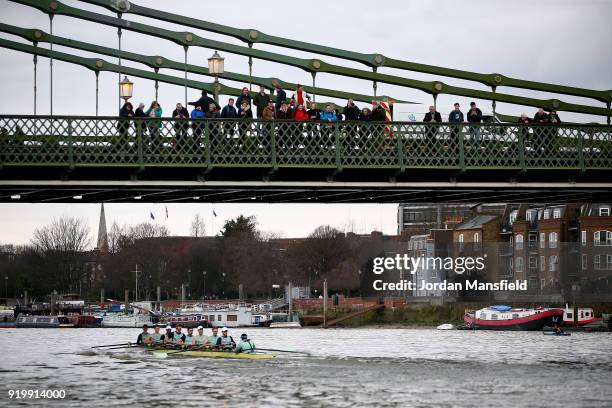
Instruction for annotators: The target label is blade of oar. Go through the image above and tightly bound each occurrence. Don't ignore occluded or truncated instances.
[91,342,132,349]
[257,348,311,356]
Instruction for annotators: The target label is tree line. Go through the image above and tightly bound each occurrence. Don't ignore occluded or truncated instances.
[0,214,397,302]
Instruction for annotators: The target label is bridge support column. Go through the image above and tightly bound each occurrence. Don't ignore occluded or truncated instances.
[117,13,122,112]
[49,14,54,116]
[33,41,38,115]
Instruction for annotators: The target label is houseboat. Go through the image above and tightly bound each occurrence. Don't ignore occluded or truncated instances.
[563,306,598,326]
[464,305,564,330]
[158,314,210,328]
[101,312,153,328]
[16,314,60,328]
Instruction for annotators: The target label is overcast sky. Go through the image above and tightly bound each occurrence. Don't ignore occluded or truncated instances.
[0,0,611,246]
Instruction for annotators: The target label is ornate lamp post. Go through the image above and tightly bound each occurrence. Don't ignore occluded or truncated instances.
[207,51,224,104]
[119,76,134,102]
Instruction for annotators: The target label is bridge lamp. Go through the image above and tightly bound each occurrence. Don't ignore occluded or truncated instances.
[208,51,224,103]
[119,76,134,102]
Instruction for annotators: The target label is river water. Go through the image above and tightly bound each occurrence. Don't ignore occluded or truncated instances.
[0,327,611,407]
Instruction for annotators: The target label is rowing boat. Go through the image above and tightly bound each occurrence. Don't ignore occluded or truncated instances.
[151,350,274,359]
[130,345,274,359]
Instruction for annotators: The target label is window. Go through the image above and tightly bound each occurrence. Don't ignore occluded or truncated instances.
[549,255,558,272]
[600,207,611,217]
[582,254,587,270]
[594,255,612,270]
[458,234,464,251]
[515,257,524,272]
[549,232,558,249]
[540,233,545,248]
[544,210,551,220]
[509,257,514,272]
[515,234,524,250]
[529,257,537,269]
[581,230,587,246]
[509,211,517,224]
[553,208,561,219]
[512,314,519,319]
[566,312,573,319]
[529,233,537,248]
[227,315,238,322]
[526,210,536,222]
[218,315,222,321]
[594,230,612,246]
[491,314,498,320]
[540,256,545,271]
[479,313,486,319]
[209,315,214,322]
[540,279,545,289]
[474,233,480,243]
[509,236,513,248]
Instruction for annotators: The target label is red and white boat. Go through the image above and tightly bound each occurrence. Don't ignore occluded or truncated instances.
[464,305,564,330]
[563,306,597,326]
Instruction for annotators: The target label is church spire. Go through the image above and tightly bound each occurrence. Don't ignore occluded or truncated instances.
[96,203,109,252]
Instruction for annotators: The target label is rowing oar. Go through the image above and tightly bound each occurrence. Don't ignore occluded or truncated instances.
[91,342,132,349]
[152,346,205,359]
[257,348,311,356]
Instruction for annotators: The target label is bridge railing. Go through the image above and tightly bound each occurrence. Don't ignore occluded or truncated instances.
[0,116,611,171]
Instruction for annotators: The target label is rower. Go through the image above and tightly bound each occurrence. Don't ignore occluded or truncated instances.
[136,324,151,345]
[216,327,236,350]
[173,324,186,346]
[234,333,255,354]
[208,327,220,348]
[193,326,208,347]
[183,327,195,348]
[163,325,174,344]
[150,324,165,345]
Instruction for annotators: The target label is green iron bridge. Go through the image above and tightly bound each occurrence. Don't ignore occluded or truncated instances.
[1,0,611,202]
[1,116,611,202]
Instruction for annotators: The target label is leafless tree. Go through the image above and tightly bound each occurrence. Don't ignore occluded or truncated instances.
[190,214,206,237]
[31,217,91,253]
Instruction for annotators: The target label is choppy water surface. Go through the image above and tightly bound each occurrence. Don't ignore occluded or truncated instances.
[1,328,611,407]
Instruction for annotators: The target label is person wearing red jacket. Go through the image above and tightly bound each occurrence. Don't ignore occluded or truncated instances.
[293,104,309,121]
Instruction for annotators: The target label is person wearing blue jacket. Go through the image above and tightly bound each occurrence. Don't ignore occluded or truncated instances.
[320,104,338,149]
[191,105,205,138]
[448,102,464,141]
[274,85,287,112]
[221,98,238,138]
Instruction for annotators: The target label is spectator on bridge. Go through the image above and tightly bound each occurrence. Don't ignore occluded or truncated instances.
[423,105,442,148]
[260,100,275,148]
[190,105,205,137]
[118,102,134,150]
[276,102,292,120]
[548,110,561,124]
[467,101,483,145]
[533,108,549,124]
[253,85,270,118]
[135,103,147,118]
[238,100,253,141]
[343,99,360,121]
[517,113,531,124]
[145,101,163,149]
[274,85,287,112]
[291,84,311,108]
[236,87,252,111]
[221,98,238,119]
[533,108,550,156]
[360,107,373,122]
[307,102,321,121]
[188,90,220,111]
[448,103,464,141]
[172,103,190,148]
[371,102,387,122]
[293,104,309,121]
[205,102,221,152]
[320,104,338,149]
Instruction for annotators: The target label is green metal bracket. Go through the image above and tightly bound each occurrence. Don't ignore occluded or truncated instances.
[9,0,611,118]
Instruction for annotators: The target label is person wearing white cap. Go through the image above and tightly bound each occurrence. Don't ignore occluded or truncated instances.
[193,326,208,347]
[216,327,236,350]
[163,325,174,344]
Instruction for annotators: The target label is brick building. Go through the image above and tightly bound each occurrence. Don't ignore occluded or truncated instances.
[578,204,612,293]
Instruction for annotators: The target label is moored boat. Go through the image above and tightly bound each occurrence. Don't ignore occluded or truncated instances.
[101,313,153,328]
[158,314,210,328]
[0,307,16,328]
[563,306,598,326]
[464,305,564,331]
[16,314,60,328]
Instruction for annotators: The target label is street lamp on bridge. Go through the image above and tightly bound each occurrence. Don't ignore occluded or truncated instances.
[119,76,134,102]
[208,51,224,104]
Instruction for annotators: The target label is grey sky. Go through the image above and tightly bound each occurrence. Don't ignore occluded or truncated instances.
[0,0,611,246]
